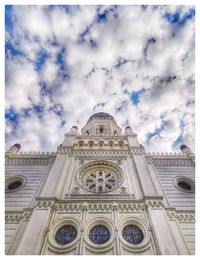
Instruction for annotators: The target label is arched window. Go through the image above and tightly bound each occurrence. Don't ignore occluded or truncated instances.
[99,141,104,148]
[88,140,94,147]
[78,141,84,148]
[118,141,124,148]
[108,140,114,147]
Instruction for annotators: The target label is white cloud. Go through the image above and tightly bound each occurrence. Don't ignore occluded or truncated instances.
[5,5,195,153]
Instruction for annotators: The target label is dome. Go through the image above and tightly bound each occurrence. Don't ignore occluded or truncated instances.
[14,143,21,149]
[87,112,115,123]
[180,144,188,150]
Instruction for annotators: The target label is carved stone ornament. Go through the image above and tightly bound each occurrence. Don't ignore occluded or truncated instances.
[5,210,32,223]
[47,216,81,253]
[166,209,195,222]
[118,216,151,252]
[76,160,124,194]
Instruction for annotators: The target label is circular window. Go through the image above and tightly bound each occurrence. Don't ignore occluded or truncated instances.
[118,217,151,251]
[122,225,144,245]
[7,181,22,190]
[55,225,77,245]
[85,170,116,192]
[89,224,111,245]
[77,161,123,193]
[5,176,27,192]
[173,176,195,193]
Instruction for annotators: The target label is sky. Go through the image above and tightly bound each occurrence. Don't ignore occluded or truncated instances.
[5,4,195,153]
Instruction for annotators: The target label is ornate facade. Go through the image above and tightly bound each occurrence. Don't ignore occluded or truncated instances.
[5,112,195,255]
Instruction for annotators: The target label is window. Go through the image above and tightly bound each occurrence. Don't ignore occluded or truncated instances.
[77,161,123,194]
[89,225,110,244]
[55,225,77,245]
[122,225,144,245]
[5,175,27,192]
[85,170,116,192]
[173,176,195,193]
[100,127,104,133]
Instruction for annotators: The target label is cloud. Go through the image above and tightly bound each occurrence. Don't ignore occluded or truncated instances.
[5,5,195,153]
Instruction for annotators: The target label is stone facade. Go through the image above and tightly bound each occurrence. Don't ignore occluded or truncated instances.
[5,112,195,255]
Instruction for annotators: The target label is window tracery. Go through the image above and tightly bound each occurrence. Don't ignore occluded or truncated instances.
[85,170,116,192]
[122,225,144,245]
[77,161,123,194]
[55,225,77,245]
[89,225,110,244]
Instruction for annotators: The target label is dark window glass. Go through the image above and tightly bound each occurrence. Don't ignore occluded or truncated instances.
[89,225,110,244]
[122,225,144,245]
[8,181,22,190]
[178,181,191,191]
[55,225,77,245]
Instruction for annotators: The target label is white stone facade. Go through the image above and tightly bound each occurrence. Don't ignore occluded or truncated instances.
[5,112,195,255]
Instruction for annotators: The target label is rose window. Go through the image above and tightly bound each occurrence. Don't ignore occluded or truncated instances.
[85,170,116,192]
[77,161,123,193]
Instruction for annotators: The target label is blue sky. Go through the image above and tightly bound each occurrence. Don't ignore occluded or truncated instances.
[5,5,195,152]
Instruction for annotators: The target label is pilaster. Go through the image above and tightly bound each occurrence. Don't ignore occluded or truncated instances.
[145,199,179,255]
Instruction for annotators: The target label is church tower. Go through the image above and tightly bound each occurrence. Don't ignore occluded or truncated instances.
[5,112,195,255]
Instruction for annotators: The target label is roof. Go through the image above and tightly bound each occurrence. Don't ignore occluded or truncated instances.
[87,112,115,123]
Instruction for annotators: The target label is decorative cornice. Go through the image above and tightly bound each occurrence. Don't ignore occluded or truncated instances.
[73,150,129,158]
[35,199,56,209]
[130,148,145,155]
[145,199,164,209]
[146,152,184,157]
[5,210,32,223]
[151,159,194,166]
[166,209,195,222]
[5,151,56,158]
[57,147,73,155]
[56,202,146,212]
[34,199,148,212]
[145,151,195,167]
[5,157,55,166]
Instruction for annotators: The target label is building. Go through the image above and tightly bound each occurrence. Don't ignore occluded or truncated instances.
[5,112,195,255]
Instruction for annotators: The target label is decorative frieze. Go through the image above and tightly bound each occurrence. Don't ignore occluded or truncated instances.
[152,159,194,167]
[5,157,55,166]
[73,150,129,158]
[130,148,145,155]
[145,199,164,209]
[36,200,147,212]
[35,200,56,209]
[5,210,32,223]
[145,153,195,167]
[166,210,195,222]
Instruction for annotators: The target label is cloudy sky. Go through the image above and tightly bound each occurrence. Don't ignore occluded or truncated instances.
[5,5,195,153]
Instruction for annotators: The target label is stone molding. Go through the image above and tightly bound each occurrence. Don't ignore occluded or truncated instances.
[166,209,195,222]
[55,202,147,212]
[33,199,151,212]
[5,210,32,223]
[7,151,56,157]
[35,199,56,209]
[5,157,55,166]
[145,157,194,166]
[130,147,145,155]
[73,150,129,158]
[145,198,164,209]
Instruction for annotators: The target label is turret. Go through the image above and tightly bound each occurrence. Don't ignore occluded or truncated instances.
[180,144,194,156]
[6,143,21,156]
[62,126,79,147]
[125,126,141,147]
